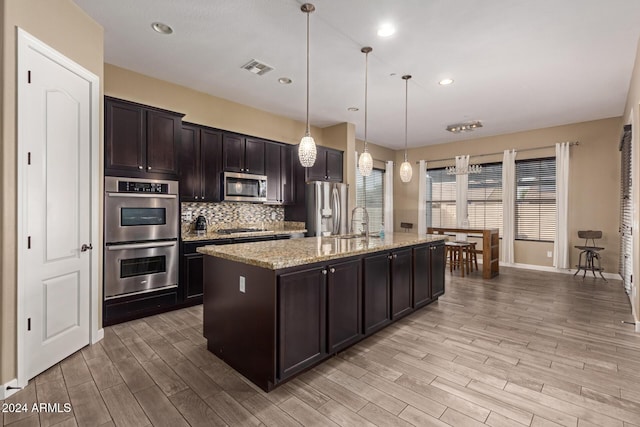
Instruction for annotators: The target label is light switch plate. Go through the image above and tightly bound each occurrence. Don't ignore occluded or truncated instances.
[239,276,246,293]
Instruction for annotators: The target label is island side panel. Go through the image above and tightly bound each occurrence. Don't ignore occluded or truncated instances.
[203,255,277,391]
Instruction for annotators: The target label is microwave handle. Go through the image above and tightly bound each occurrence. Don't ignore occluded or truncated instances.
[107,193,177,199]
[107,241,177,251]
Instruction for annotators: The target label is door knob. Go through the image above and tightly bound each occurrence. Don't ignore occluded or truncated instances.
[81,243,93,252]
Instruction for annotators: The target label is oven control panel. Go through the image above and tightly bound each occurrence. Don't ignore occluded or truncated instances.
[117,181,169,194]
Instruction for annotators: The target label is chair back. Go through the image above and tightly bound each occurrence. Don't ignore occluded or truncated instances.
[577,230,602,248]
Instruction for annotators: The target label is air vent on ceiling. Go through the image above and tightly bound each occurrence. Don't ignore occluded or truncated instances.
[241,59,274,76]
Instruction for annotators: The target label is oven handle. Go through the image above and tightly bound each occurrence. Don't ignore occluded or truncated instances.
[107,241,177,251]
[107,193,177,199]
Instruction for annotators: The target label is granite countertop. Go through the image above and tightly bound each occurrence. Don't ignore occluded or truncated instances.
[182,222,307,242]
[197,232,446,270]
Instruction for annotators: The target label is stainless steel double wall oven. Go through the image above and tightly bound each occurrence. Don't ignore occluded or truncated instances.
[104,176,179,299]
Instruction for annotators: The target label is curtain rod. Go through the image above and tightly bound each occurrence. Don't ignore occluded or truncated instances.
[415,141,579,165]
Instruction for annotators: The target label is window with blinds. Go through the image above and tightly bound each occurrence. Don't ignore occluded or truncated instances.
[515,157,556,241]
[619,125,632,294]
[468,163,503,236]
[426,168,457,228]
[355,167,385,233]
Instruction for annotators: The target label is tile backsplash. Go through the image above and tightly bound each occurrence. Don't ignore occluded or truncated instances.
[181,202,285,233]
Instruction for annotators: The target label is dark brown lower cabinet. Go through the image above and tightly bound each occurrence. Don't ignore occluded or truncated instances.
[278,266,327,380]
[327,259,362,353]
[391,248,413,319]
[203,240,446,392]
[363,253,391,335]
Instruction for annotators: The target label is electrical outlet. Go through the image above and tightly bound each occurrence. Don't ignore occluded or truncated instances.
[271,211,277,220]
[182,211,193,222]
[546,251,553,258]
[239,276,245,293]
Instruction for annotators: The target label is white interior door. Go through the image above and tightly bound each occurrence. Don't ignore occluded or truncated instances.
[18,30,94,381]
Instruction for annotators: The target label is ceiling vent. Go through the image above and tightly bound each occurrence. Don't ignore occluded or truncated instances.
[241,59,274,76]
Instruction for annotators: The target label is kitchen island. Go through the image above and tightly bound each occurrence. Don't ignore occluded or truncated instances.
[198,232,446,391]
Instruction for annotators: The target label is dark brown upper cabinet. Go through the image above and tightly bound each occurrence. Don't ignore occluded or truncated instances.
[105,96,184,179]
[223,133,265,175]
[306,146,343,182]
[265,142,294,205]
[180,123,223,202]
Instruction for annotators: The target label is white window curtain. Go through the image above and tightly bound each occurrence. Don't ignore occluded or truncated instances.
[455,155,469,227]
[384,161,393,234]
[554,142,570,269]
[502,149,516,263]
[418,160,427,234]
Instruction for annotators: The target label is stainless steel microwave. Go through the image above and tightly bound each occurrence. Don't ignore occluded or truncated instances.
[223,172,267,202]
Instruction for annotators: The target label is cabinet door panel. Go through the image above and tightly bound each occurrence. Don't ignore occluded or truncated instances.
[105,100,144,173]
[391,249,413,319]
[413,246,431,308]
[307,146,327,181]
[146,110,180,175]
[183,254,204,299]
[278,267,327,379]
[223,134,244,172]
[326,149,343,182]
[327,259,362,353]
[431,243,446,298]
[363,253,391,335]
[244,138,265,175]
[281,145,294,204]
[265,142,282,203]
[180,125,199,201]
[200,129,223,202]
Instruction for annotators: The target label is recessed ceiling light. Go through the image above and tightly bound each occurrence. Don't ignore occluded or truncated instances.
[377,24,395,37]
[439,78,454,85]
[347,107,359,112]
[278,77,292,84]
[151,22,173,34]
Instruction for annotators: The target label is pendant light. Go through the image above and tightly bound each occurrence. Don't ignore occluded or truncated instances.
[358,46,373,177]
[399,74,413,183]
[298,3,317,167]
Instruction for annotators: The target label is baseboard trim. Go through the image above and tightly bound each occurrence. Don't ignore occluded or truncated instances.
[1,379,20,400]
[499,262,621,281]
[91,328,104,345]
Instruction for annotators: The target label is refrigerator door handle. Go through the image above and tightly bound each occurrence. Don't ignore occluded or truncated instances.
[332,187,340,235]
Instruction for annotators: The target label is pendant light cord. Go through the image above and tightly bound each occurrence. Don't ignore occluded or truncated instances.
[305,10,310,136]
[404,77,408,162]
[364,50,368,152]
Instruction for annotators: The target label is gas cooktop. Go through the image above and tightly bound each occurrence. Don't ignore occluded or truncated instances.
[216,227,265,234]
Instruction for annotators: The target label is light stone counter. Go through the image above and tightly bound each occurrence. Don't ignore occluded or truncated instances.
[182,223,306,242]
[197,232,446,270]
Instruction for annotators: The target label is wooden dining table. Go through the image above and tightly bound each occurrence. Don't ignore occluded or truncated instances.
[427,227,499,279]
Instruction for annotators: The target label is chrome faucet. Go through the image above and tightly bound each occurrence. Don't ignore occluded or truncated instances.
[350,206,370,239]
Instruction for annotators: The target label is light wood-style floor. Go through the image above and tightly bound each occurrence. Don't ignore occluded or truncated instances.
[3,267,640,427]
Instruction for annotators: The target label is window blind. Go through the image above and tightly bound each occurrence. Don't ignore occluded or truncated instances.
[426,168,457,228]
[467,162,503,236]
[356,167,385,233]
[515,157,556,242]
[619,125,632,294]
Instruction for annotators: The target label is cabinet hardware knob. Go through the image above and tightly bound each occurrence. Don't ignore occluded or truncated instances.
[147,166,151,170]
[394,254,397,259]
[195,196,199,200]
[138,165,143,170]
[246,169,249,172]
[322,269,327,275]
[388,255,393,260]
[330,268,335,273]
[201,195,205,199]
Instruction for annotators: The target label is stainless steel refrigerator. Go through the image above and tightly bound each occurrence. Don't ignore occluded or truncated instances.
[306,181,349,237]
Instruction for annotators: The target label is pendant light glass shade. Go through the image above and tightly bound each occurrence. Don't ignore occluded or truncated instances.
[400,74,413,183]
[358,46,373,177]
[298,3,317,167]
[358,151,373,176]
[400,160,413,182]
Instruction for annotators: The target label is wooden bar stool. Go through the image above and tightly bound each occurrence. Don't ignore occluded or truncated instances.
[465,242,479,272]
[445,241,472,277]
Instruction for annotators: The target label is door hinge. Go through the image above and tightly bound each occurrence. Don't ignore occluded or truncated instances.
[27,318,31,331]
[27,152,31,165]
[27,70,31,84]
[27,236,31,249]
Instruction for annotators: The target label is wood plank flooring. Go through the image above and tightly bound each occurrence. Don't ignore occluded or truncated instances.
[3,267,640,426]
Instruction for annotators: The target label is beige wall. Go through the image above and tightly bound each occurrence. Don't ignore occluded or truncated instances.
[105,64,325,148]
[393,117,623,269]
[1,0,103,385]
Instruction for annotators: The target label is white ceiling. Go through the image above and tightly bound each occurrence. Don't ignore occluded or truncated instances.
[74,0,640,149]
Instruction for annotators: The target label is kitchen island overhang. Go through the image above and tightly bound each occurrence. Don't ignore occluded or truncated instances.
[198,233,447,391]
